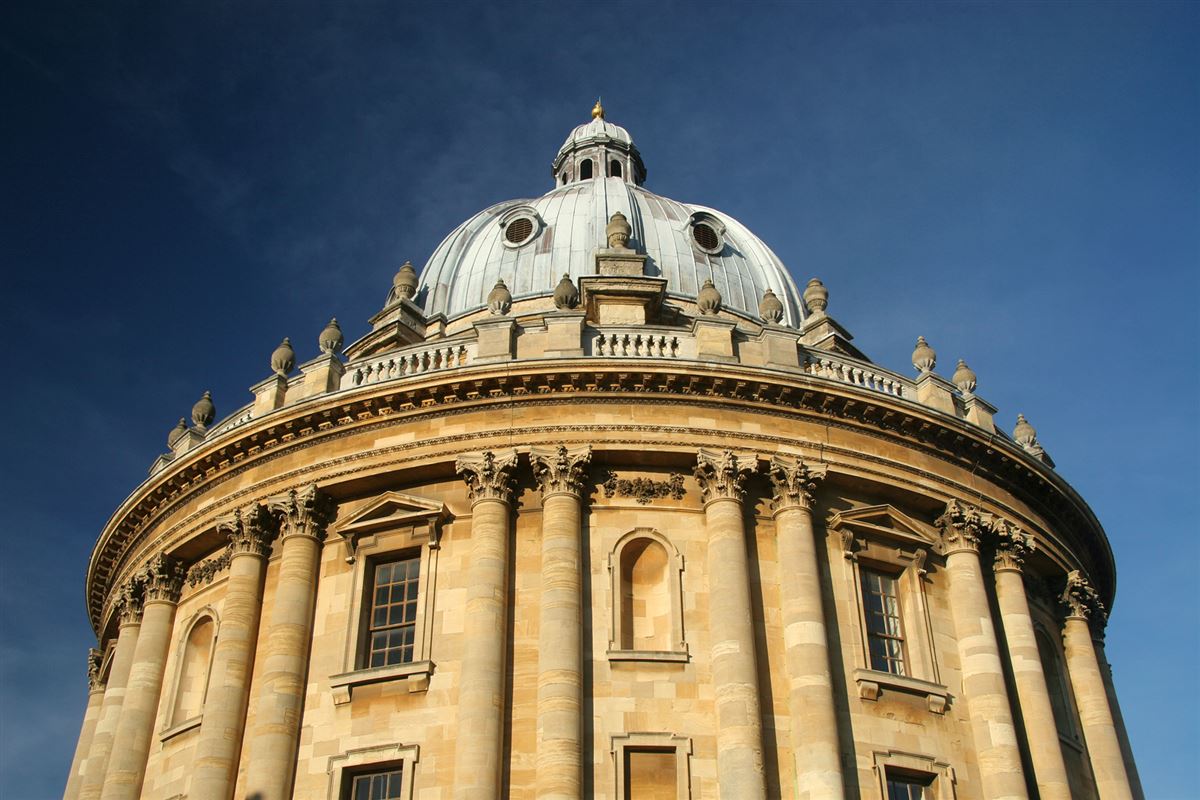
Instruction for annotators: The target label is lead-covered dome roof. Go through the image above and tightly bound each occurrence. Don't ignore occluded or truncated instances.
[414,107,805,326]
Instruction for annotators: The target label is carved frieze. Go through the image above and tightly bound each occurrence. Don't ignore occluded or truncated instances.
[694,448,756,503]
[187,548,231,587]
[269,484,336,543]
[600,470,686,505]
[140,554,186,603]
[456,449,518,504]
[767,454,827,511]
[530,445,592,497]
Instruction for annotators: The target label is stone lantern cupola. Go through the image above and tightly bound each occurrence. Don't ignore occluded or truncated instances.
[550,100,647,187]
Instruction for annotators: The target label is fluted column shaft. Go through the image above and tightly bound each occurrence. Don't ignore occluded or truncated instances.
[79,592,143,800]
[993,544,1071,800]
[696,450,766,800]
[1057,586,1131,800]
[768,457,842,798]
[190,508,273,800]
[532,445,590,800]
[940,503,1028,800]
[454,450,518,800]
[244,487,333,800]
[63,653,105,800]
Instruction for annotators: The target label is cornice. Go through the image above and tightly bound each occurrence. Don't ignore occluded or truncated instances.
[85,358,1115,634]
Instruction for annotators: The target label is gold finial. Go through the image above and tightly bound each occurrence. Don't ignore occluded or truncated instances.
[592,98,604,119]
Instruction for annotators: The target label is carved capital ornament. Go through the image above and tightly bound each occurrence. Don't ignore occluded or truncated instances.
[530,444,592,497]
[87,647,104,691]
[456,449,519,504]
[269,484,336,543]
[936,499,989,555]
[694,448,756,504]
[767,454,827,512]
[116,576,145,625]
[992,519,1035,573]
[1061,569,1106,623]
[219,503,276,558]
[140,554,186,603]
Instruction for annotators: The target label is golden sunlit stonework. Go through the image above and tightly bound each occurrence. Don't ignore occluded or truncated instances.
[67,109,1141,800]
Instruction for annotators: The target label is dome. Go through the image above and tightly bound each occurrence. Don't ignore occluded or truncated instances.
[416,177,806,326]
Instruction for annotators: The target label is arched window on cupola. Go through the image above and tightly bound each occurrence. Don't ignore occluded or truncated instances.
[610,160,622,178]
[579,159,593,180]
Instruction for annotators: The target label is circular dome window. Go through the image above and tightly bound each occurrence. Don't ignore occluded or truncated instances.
[504,216,536,247]
[692,222,722,254]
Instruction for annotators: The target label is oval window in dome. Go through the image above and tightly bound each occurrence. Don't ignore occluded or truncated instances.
[692,222,722,253]
[505,216,536,246]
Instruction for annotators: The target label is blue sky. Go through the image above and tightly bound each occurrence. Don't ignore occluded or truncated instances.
[1,1,1196,797]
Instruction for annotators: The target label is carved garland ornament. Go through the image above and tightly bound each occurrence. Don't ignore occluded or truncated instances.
[456,449,519,504]
[767,454,827,511]
[600,471,686,504]
[694,448,756,503]
[187,548,231,588]
[530,445,592,497]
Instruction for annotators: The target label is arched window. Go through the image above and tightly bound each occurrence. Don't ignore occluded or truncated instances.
[608,529,687,662]
[1036,627,1076,738]
[610,160,622,178]
[579,159,593,180]
[170,614,216,726]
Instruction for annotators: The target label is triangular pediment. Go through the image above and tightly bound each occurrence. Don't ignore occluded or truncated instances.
[336,491,450,539]
[827,504,937,547]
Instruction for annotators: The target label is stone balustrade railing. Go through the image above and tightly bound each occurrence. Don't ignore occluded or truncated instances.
[345,341,474,388]
[589,329,683,358]
[802,353,913,399]
[206,407,255,438]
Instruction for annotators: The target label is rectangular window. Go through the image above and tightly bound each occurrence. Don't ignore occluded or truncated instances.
[861,569,906,676]
[366,557,420,668]
[348,768,404,800]
[624,748,677,799]
[885,772,931,800]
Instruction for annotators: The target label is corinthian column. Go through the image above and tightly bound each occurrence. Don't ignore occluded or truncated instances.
[991,524,1070,800]
[63,650,106,800]
[694,449,767,800]
[244,486,335,800]
[530,445,591,800]
[937,501,1028,800]
[101,555,186,800]
[453,450,518,800]
[190,505,275,800]
[766,456,843,799]
[1060,571,1133,800]
[79,580,144,800]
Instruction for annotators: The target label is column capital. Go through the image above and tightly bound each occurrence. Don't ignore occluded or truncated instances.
[87,647,104,691]
[936,499,989,555]
[116,576,145,625]
[218,504,276,557]
[140,554,186,603]
[992,519,1035,573]
[1061,570,1107,624]
[456,449,519,504]
[766,454,826,512]
[694,448,756,504]
[530,444,592,498]
[269,484,336,542]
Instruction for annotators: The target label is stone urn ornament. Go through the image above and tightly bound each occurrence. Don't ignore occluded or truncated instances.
[191,391,215,431]
[911,336,937,375]
[167,417,187,448]
[319,318,344,356]
[697,279,722,316]
[553,274,579,310]
[392,260,418,301]
[606,211,631,250]
[952,359,977,396]
[759,288,784,324]
[271,337,295,377]
[803,278,828,316]
[487,279,512,315]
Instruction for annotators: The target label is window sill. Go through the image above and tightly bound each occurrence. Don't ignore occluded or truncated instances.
[607,648,689,664]
[854,668,951,714]
[330,660,435,705]
[159,715,202,742]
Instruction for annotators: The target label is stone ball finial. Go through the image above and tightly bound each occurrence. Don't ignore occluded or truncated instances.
[1013,414,1037,447]
[191,391,215,431]
[392,260,418,300]
[803,278,828,316]
[553,273,580,310]
[167,417,187,448]
[319,318,344,355]
[487,279,512,315]
[606,211,631,250]
[758,288,784,324]
[952,359,977,396]
[271,337,295,377]
[912,336,937,374]
[697,278,722,316]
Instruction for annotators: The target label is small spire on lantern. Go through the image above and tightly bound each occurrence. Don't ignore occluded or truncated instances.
[191,391,215,432]
[592,98,604,119]
[271,337,295,377]
[952,359,977,396]
[319,318,344,356]
[912,336,937,375]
